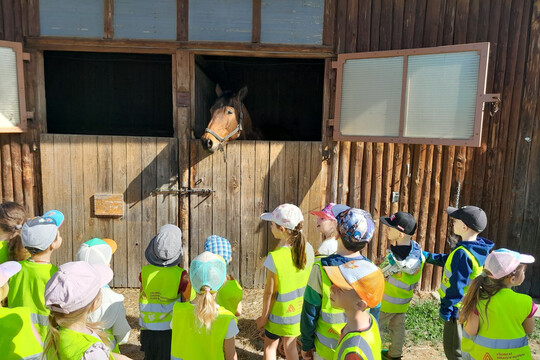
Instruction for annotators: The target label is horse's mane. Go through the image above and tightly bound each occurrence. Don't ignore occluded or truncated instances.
[210,90,238,113]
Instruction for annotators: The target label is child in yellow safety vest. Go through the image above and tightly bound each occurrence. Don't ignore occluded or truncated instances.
[323,258,385,360]
[204,235,243,316]
[8,210,64,343]
[300,206,377,360]
[0,261,42,360]
[0,202,28,263]
[139,224,190,360]
[77,238,131,353]
[257,203,315,360]
[378,212,424,360]
[459,249,537,360]
[171,251,238,360]
[43,261,132,360]
[422,205,494,360]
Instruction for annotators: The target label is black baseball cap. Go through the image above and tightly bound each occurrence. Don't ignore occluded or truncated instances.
[380,211,417,235]
[446,206,487,233]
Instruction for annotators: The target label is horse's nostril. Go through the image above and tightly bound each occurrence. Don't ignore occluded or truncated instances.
[207,139,213,148]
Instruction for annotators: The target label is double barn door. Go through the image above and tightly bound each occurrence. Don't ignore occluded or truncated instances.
[40,135,323,287]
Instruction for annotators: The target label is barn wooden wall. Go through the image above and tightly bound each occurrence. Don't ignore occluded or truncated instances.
[324,0,540,295]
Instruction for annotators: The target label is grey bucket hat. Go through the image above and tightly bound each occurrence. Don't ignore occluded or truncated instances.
[145,224,183,267]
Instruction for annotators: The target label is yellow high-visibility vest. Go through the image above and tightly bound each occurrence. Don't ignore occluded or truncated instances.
[265,246,311,337]
[438,246,482,307]
[170,301,236,360]
[139,264,183,331]
[44,327,114,360]
[0,306,43,360]
[334,315,381,360]
[381,253,425,314]
[8,260,57,343]
[216,278,243,315]
[462,288,532,360]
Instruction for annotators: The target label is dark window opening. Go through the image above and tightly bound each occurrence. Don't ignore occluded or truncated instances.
[44,51,173,137]
[194,55,324,141]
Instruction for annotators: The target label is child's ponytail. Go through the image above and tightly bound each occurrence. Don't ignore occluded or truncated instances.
[0,202,28,261]
[194,286,219,332]
[43,313,61,360]
[459,266,524,326]
[288,221,306,270]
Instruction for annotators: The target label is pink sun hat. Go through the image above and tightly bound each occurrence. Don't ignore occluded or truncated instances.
[0,261,22,287]
[485,248,535,279]
[310,203,337,221]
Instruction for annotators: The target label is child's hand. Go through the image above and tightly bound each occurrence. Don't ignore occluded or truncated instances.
[301,349,314,360]
[256,316,267,329]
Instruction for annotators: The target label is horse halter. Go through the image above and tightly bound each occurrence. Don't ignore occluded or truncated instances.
[204,105,244,150]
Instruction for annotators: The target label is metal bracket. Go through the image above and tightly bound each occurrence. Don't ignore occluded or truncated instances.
[151,186,214,196]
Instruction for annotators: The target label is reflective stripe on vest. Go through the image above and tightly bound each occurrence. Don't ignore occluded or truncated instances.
[170,302,236,360]
[438,246,482,307]
[335,315,380,360]
[264,246,312,337]
[381,252,424,314]
[382,294,412,305]
[314,261,348,359]
[139,264,184,331]
[463,331,528,350]
[30,312,49,326]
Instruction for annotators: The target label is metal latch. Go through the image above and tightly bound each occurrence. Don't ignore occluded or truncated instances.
[151,186,214,196]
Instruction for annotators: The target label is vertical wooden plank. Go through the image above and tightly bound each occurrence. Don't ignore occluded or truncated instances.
[240,141,256,288]
[254,141,269,287]
[370,0,381,51]
[268,142,285,250]
[82,136,99,244]
[284,142,300,205]
[177,0,188,41]
[309,142,323,250]
[408,145,427,228]
[104,0,114,39]
[212,144,227,238]
[2,0,15,40]
[334,0,347,53]
[398,144,411,213]
[126,137,142,287]
[379,0,393,50]
[112,137,128,287]
[391,0,405,50]
[252,0,261,43]
[423,0,443,47]
[69,136,85,266]
[168,139,179,225]
[360,143,372,212]
[196,143,213,259]
[348,142,364,208]
[155,139,172,229]
[357,0,371,51]
[10,136,23,204]
[21,132,34,215]
[417,145,434,286]
[141,138,157,260]
[422,145,442,289]
[337,142,350,204]
[390,144,403,215]
[53,135,72,265]
[322,0,335,46]
[298,142,313,244]
[226,143,241,279]
[499,0,532,248]
[96,136,113,248]
[189,141,200,264]
[2,136,13,202]
[12,0,23,42]
[402,0,417,49]
[39,134,55,218]
[369,143,383,261]
[379,143,394,260]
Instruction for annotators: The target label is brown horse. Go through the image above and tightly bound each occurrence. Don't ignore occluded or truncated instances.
[201,84,255,153]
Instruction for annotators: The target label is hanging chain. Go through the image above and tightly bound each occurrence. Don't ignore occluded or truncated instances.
[455,181,462,208]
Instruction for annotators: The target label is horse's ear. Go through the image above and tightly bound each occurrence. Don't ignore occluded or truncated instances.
[237,86,248,101]
[216,84,223,97]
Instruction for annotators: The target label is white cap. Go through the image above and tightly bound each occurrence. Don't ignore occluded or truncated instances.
[260,203,304,230]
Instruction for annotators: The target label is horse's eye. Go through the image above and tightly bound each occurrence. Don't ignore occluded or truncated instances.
[227,110,233,115]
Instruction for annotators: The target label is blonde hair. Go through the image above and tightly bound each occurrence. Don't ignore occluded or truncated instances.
[459,264,526,327]
[193,286,219,332]
[0,283,8,305]
[277,221,307,270]
[43,294,107,359]
[0,202,29,261]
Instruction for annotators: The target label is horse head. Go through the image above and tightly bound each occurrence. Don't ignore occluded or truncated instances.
[201,84,251,153]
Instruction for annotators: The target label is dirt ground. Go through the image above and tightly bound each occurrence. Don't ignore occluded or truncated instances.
[116,288,539,360]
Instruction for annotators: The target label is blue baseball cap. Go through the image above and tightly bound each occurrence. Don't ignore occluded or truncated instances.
[204,235,232,265]
[336,208,375,243]
[190,251,227,293]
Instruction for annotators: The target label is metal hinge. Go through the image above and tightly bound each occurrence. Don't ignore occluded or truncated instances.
[151,186,214,196]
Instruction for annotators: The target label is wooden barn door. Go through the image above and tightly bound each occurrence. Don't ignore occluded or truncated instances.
[40,134,179,287]
[188,139,324,288]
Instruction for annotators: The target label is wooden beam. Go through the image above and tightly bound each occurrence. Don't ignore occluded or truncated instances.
[252,0,261,43]
[177,0,188,41]
[104,0,114,39]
